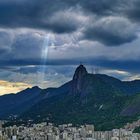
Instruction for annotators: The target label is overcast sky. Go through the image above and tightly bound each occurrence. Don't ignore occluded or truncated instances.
[0,0,140,95]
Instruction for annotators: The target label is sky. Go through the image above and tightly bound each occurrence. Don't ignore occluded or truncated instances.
[0,0,140,95]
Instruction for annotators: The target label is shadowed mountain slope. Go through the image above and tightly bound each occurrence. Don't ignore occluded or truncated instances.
[1,65,140,130]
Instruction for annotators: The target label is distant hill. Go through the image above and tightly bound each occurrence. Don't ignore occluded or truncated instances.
[0,86,42,118]
[1,65,140,130]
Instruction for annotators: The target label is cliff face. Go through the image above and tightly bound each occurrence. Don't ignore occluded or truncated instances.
[71,64,88,94]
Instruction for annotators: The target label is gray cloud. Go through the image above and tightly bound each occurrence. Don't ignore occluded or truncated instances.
[83,16,137,46]
[0,32,12,53]
[0,0,81,33]
[0,29,140,67]
[118,0,140,23]
[0,0,139,46]
[0,0,140,87]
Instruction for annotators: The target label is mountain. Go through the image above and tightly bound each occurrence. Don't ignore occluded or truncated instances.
[121,94,140,116]
[21,65,140,130]
[1,65,140,130]
[0,86,42,119]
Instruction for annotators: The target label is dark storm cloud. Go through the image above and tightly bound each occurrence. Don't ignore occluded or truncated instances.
[0,29,139,72]
[93,59,140,74]
[11,33,43,59]
[0,31,14,61]
[0,31,45,66]
[0,0,139,72]
[0,0,139,46]
[77,0,140,22]
[2,57,140,75]
[0,0,81,33]
[79,0,119,15]
[119,0,140,23]
[83,17,137,46]
[0,0,139,45]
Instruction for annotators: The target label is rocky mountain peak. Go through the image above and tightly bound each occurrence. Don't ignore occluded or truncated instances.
[71,65,88,94]
[73,64,88,80]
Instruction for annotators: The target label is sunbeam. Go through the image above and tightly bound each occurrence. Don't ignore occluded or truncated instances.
[39,34,50,85]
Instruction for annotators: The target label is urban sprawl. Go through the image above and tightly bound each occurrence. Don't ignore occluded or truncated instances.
[0,120,140,140]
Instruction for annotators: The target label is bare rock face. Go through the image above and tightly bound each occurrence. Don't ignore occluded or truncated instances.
[73,65,87,80]
[71,65,88,94]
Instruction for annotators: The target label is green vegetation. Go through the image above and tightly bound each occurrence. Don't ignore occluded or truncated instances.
[21,90,139,131]
[133,126,140,133]
[2,65,140,131]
